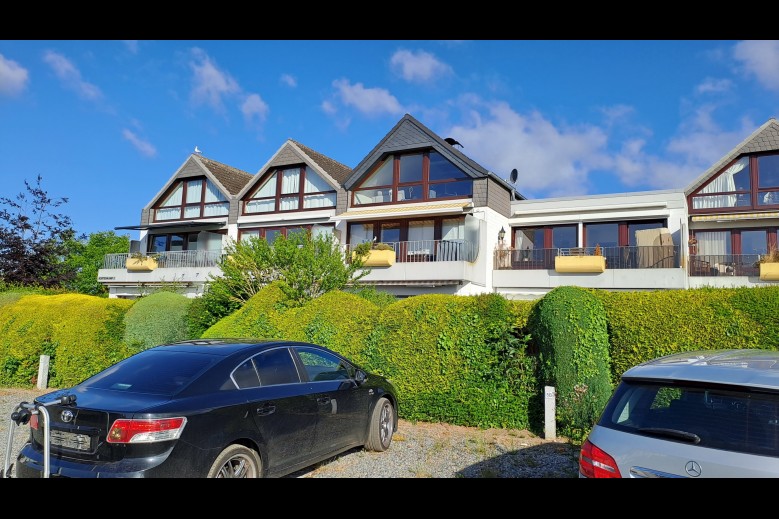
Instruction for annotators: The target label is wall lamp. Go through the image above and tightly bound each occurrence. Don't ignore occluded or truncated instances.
[498,226,506,242]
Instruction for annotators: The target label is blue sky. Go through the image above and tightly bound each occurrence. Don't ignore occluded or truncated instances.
[1,40,778,237]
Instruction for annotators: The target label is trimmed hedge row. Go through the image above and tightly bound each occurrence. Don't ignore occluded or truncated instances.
[0,294,134,387]
[591,286,779,382]
[123,291,193,350]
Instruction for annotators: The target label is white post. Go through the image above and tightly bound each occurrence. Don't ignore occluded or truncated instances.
[37,355,50,390]
[544,385,556,440]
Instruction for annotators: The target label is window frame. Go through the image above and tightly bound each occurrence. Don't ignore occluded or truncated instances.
[689,153,779,214]
[242,165,337,215]
[351,150,473,207]
[152,177,229,222]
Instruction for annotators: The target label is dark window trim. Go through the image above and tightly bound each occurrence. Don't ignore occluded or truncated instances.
[351,150,472,207]
[692,227,779,254]
[689,153,779,214]
[152,177,229,223]
[242,165,337,216]
[346,215,465,244]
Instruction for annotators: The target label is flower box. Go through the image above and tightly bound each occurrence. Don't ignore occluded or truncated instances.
[554,255,606,273]
[125,256,158,272]
[357,249,396,267]
[760,262,779,281]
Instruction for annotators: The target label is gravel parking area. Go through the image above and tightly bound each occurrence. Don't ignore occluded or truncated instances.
[1,387,580,478]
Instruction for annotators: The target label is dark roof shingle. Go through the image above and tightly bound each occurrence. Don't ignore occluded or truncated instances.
[290,140,353,184]
[197,155,254,195]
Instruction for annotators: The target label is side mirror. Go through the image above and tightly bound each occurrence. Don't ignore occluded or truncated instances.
[354,369,368,385]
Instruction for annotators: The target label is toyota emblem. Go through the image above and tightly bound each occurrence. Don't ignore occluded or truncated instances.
[60,410,74,423]
[685,460,702,477]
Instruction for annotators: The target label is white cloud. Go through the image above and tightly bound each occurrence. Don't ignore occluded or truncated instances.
[733,40,779,92]
[280,73,297,88]
[42,50,102,101]
[445,99,610,197]
[321,100,337,115]
[599,104,635,126]
[696,77,732,94]
[122,129,157,157]
[0,53,29,97]
[123,41,139,54]
[241,93,269,124]
[390,49,452,83]
[331,78,404,117]
[189,48,240,111]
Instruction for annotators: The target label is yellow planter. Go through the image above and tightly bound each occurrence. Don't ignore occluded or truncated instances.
[356,249,396,267]
[126,256,158,272]
[555,255,606,273]
[760,263,779,281]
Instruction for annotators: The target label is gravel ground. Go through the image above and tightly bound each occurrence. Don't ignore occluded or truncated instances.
[0,387,580,478]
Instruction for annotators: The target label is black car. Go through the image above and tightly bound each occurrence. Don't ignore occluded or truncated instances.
[14,339,398,478]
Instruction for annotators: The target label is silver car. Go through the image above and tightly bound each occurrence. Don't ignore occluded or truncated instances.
[580,349,779,478]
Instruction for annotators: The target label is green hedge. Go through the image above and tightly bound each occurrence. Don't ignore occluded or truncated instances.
[0,294,134,388]
[201,282,287,339]
[528,286,612,442]
[123,292,194,350]
[592,287,775,381]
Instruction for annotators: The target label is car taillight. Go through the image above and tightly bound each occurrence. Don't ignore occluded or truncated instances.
[107,417,187,444]
[579,439,621,478]
[30,414,39,430]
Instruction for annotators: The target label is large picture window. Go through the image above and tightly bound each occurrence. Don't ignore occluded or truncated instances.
[243,166,336,214]
[154,178,229,221]
[690,153,779,212]
[352,150,472,206]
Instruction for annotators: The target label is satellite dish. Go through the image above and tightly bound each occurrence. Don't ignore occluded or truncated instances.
[509,168,518,184]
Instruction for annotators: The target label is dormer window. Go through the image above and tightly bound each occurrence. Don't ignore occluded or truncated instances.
[352,150,472,206]
[154,178,228,221]
[243,166,336,214]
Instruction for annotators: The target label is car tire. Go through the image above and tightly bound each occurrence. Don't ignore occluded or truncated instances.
[365,397,394,452]
[207,444,262,478]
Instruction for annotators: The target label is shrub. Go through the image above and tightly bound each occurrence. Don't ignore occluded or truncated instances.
[201,282,287,339]
[123,292,194,350]
[0,294,133,388]
[528,286,612,442]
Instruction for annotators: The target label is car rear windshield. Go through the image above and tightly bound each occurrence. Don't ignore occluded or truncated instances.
[600,380,779,458]
[80,350,216,396]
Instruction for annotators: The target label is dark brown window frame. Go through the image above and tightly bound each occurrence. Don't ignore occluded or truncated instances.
[242,165,337,216]
[692,227,778,254]
[238,224,338,242]
[689,152,779,214]
[152,177,229,222]
[351,150,473,207]
[346,215,465,244]
[148,229,227,252]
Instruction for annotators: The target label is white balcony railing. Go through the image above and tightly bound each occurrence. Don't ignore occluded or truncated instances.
[102,251,224,269]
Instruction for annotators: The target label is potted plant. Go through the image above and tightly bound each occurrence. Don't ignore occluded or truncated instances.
[125,251,160,272]
[554,244,606,273]
[758,246,779,281]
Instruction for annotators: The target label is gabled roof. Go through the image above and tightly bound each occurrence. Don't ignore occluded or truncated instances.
[343,113,523,198]
[197,155,255,195]
[290,140,352,185]
[237,139,352,199]
[143,153,254,211]
[685,118,779,195]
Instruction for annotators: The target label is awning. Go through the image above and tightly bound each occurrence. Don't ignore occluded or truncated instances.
[352,280,462,287]
[334,202,471,221]
[115,220,227,231]
[691,211,779,222]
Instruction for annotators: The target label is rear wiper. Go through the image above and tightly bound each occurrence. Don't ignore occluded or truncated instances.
[637,427,701,444]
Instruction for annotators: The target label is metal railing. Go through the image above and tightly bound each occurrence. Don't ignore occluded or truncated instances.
[102,251,224,269]
[346,239,477,263]
[688,254,761,277]
[494,245,681,270]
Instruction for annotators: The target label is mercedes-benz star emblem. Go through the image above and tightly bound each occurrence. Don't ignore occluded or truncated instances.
[60,410,74,423]
[685,460,702,477]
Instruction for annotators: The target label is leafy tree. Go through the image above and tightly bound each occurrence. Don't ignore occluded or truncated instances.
[64,231,130,296]
[194,231,372,330]
[0,175,81,288]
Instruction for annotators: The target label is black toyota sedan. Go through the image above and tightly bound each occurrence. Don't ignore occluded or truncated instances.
[14,339,398,478]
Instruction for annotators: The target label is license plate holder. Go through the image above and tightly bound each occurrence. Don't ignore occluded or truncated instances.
[49,430,93,452]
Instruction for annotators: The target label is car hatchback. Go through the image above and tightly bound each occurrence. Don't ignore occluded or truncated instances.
[580,349,779,478]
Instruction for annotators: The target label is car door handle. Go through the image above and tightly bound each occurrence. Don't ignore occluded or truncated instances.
[317,397,330,405]
[256,404,276,416]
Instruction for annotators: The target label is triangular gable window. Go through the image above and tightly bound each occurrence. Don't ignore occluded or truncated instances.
[243,166,336,214]
[154,178,229,221]
[352,150,472,206]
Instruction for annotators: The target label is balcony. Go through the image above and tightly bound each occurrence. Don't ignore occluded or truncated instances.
[345,239,480,287]
[493,245,686,295]
[102,251,224,269]
[687,254,761,277]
